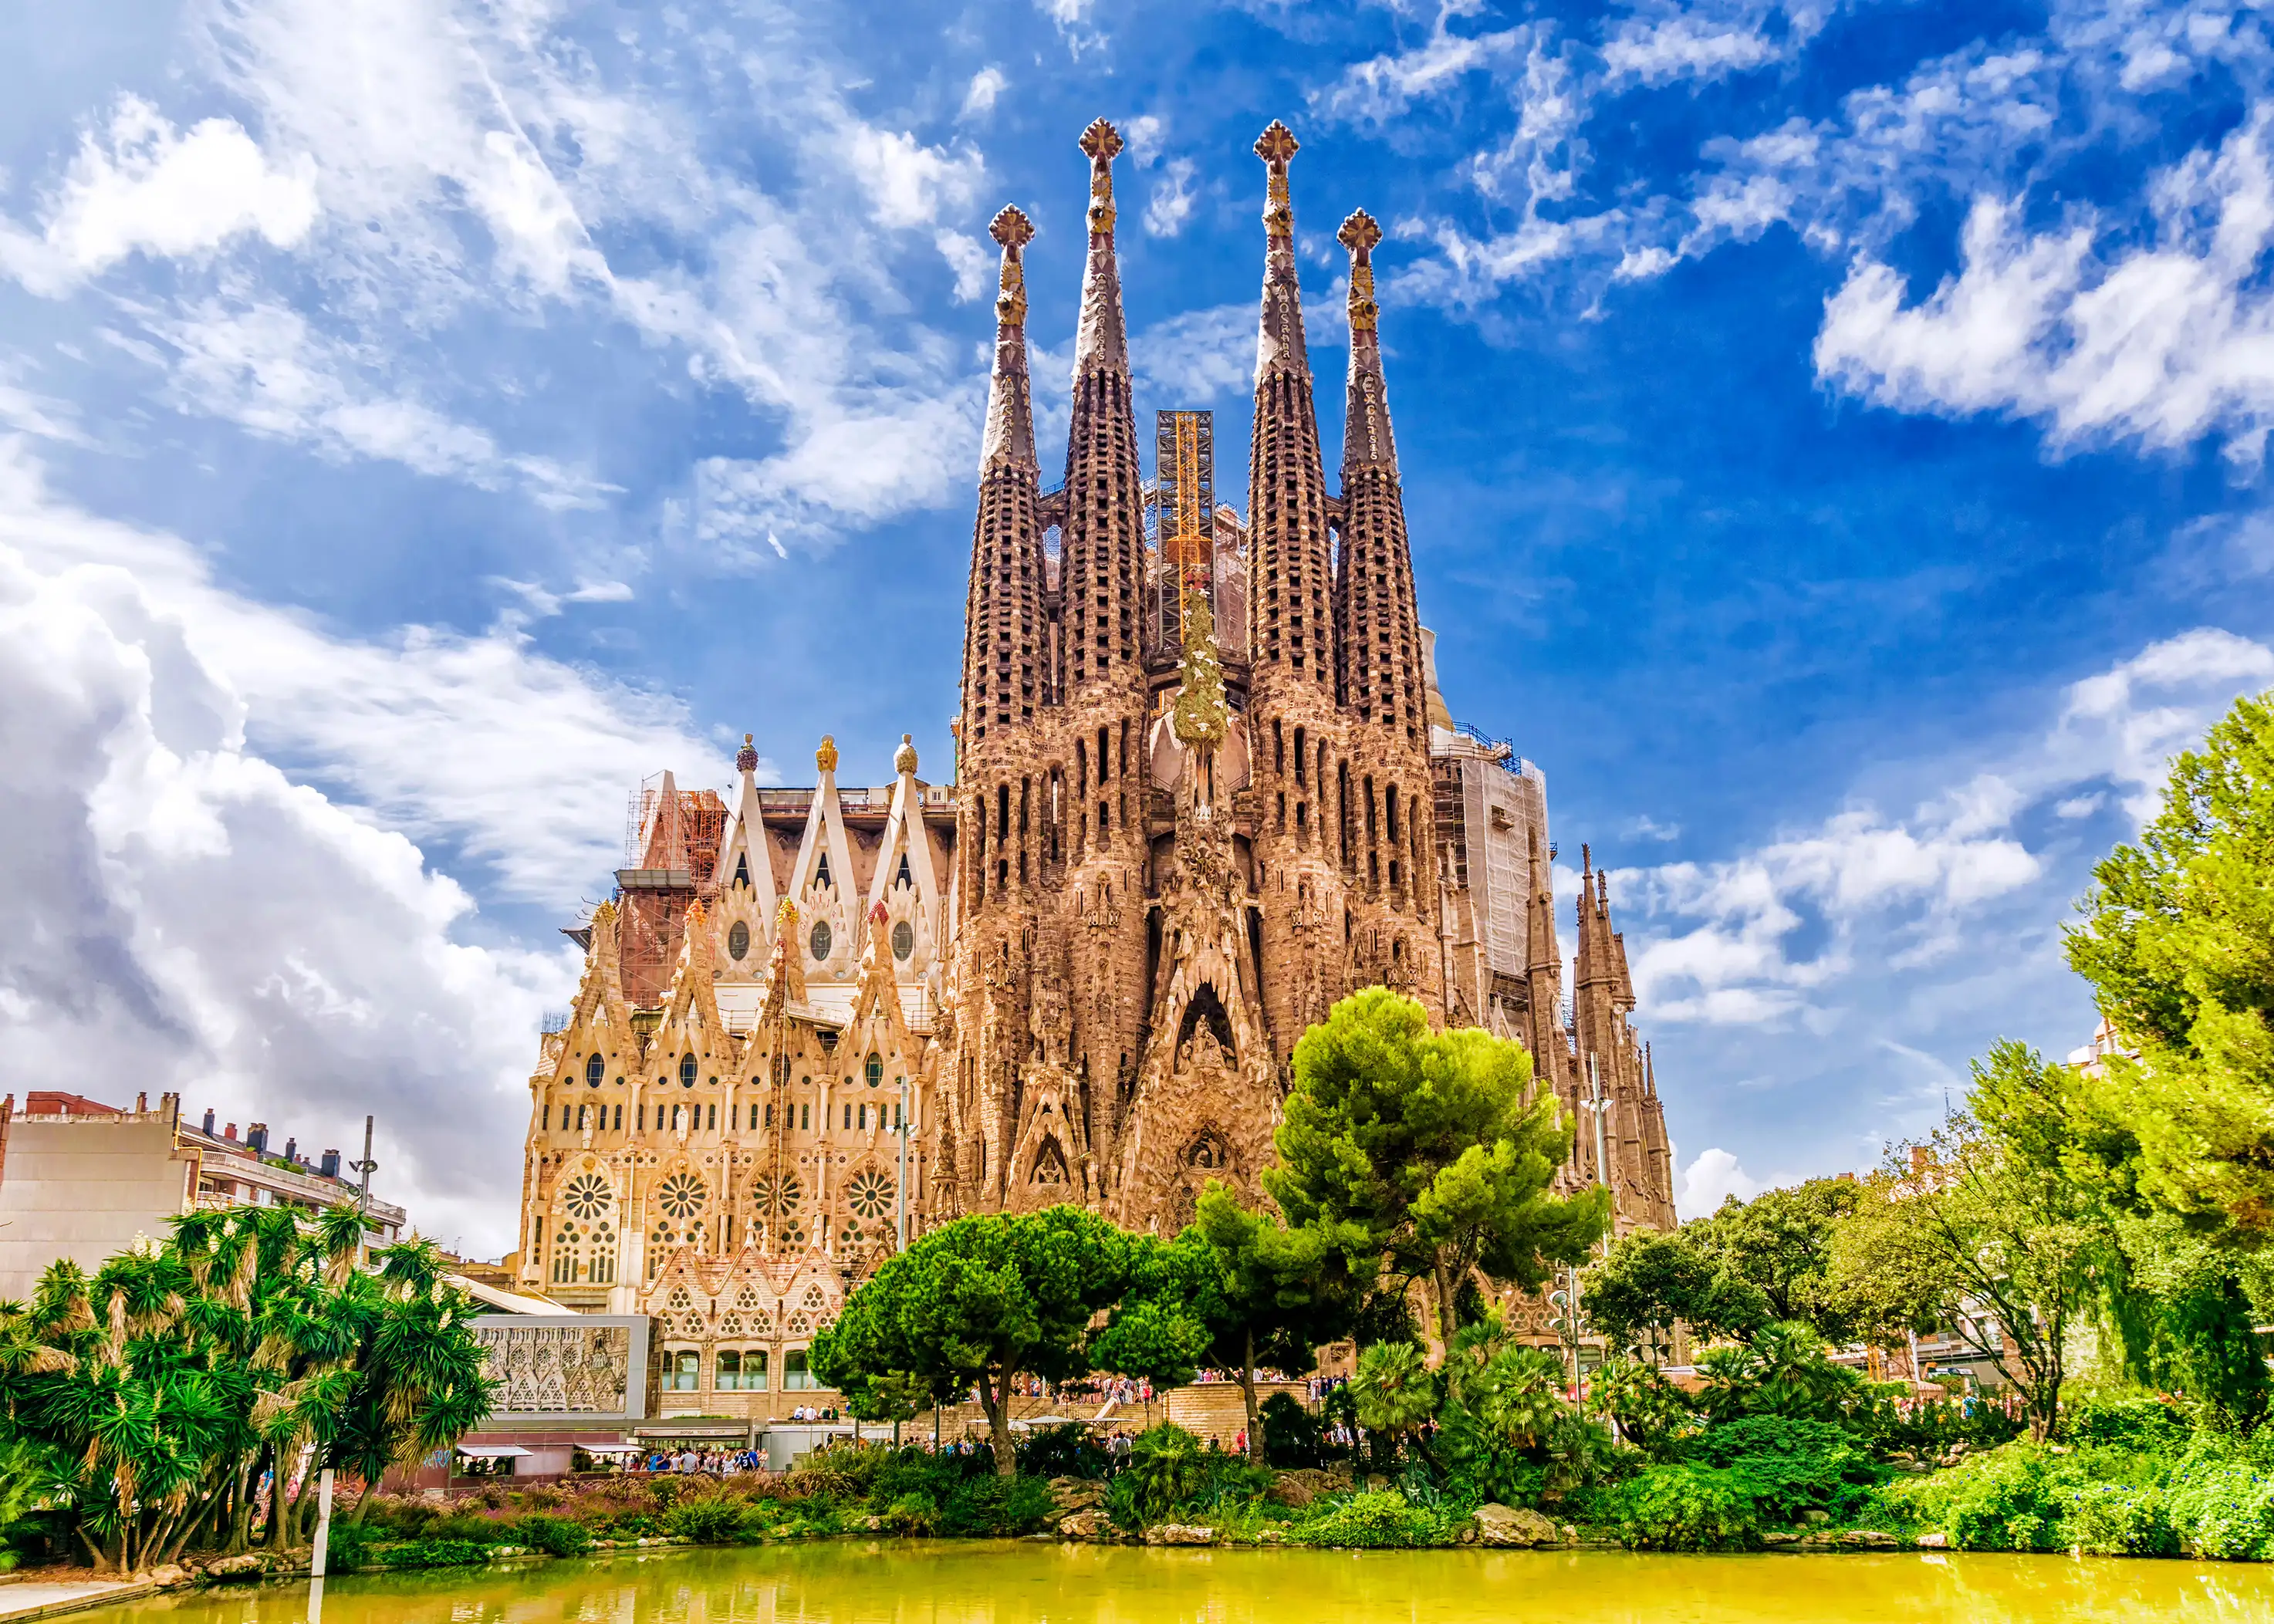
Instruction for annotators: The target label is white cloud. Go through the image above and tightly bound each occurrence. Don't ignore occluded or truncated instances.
[19,96,318,289]
[1134,303,1257,402]
[1313,7,1526,127]
[1146,159,1199,238]
[960,66,1007,121]
[154,300,608,509]
[1603,17,1778,88]
[1678,1147,1763,1217]
[0,441,723,907]
[1625,625,2274,1029]
[842,126,984,231]
[935,231,990,302]
[1813,103,2274,464]
[0,512,566,1254]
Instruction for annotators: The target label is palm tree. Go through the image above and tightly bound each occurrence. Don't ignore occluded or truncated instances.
[1350,1341,1438,1468]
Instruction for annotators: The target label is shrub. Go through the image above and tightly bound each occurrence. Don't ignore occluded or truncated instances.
[2166,1444,2274,1560]
[1124,1424,1206,1521]
[1261,1393,1322,1469]
[512,1514,593,1558]
[940,1474,1054,1537]
[1678,1416,1884,1524]
[2063,1480,2178,1558]
[322,1521,379,1571]
[1296,1490,1444,1549]
[1877,1443,2063,1552]
[1019,1424,1110,1481]
[1613,1465,1759,1551]
[664,1495,748,1545]
[880,1493,941,1536]
[381,1538,493,1569]
[2065,1395,2192,1455]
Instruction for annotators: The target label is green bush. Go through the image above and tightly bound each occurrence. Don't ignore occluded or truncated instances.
[511,1514,593,1557]
[1295,1490,1444,1549]
[1124,1424,1207,1521]
[381,1538,493,1569]
[322,1521,379,1570]
[1018,1424,1110,1481]
[2166,1444,2274,1559]
[1261,1393,1322,1468]
[2065,1395,2192,1454]
[939,1474,1055,1537]
[1613,1464,1760,1551]
[880,1493,941,1536]
[1677,1416,1885,1524]
[2063,1480,2179,1557]
[1877,1443,2063,1552]
[664,1495,746,1545]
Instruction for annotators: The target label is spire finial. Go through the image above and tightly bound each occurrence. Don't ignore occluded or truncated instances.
[737,732,759,774]
[989,205,1033,327]
[1340,209,1382,333]
[894,732,918,776]
[1080,119,1122,235]
[816,735,838,775]
[1255,121,1299,235]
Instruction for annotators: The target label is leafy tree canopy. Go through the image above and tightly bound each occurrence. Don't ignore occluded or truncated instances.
[2066,688,2274,1234]
[1266,988,1609,1345]
[1093,1182,1374,1459]
[809,1205,1140,1477]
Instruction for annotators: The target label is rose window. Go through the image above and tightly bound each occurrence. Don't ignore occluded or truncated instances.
[751,1174,803,1214]
[846,1170,893,1221]
[563,1173,612,1221]
[658,1173,708,1220]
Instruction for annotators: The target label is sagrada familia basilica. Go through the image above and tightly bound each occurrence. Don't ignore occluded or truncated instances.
[516,121,1677,1396]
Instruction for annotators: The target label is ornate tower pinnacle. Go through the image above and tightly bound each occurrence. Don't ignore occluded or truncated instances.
[1247,119,1331,688]
[980,205,1037,473]
[1062,116,1144,690]
[1334,205,1422,741]
[961,205,1048,744]
[1338,208,1397,473]
[1073,120,1128,375]
[1252,120,1308,383]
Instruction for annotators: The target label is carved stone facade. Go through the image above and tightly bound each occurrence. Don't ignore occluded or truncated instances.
[515,118,1678,1413]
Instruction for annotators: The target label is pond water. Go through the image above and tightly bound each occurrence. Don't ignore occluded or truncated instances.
[82,1541,2274,1624]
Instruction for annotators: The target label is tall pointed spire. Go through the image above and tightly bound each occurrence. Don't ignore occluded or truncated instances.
[1061,118,1145,694]
[960,205,1047,745]
[1338,209,1397,472]
[1334,207,1425,741]
[1247,120,1334,689]
[980,205,1037,473]
[1073,119,1129,375]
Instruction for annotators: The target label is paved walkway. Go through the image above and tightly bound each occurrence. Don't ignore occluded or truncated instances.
[0,1581,152,1622]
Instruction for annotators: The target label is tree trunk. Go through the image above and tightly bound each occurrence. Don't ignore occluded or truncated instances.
[229,1455,256,1554]
[77,1524,109,1573]
[1240,1328,1262,1464]
[1432,1261,1459,1350]
[980,1371,1017,1479]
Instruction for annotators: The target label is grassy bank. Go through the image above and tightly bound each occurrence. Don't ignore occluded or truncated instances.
[288,1401,2274,1572]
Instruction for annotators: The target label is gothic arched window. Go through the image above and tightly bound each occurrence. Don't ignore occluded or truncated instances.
[680,1053,698,1089]
[586,1053,604,1088]
[865,1054,884,1088]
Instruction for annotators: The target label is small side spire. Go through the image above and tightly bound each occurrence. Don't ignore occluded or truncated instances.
[979,205,1038,472]
[1073,120,1128,375]
[1338,209,1397,472]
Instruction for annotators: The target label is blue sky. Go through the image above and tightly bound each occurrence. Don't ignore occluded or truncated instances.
[4,0,2272,1251]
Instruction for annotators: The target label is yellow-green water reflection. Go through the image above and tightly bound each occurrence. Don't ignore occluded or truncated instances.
[87,1541,2274,1624]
